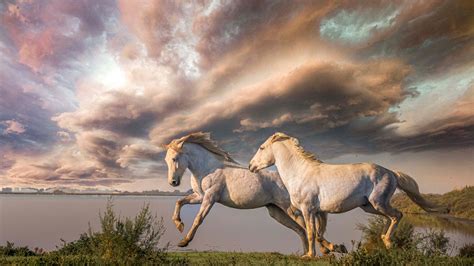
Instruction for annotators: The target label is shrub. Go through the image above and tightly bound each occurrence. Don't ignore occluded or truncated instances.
[418,229,450,256]
[55,233,95,255]
[337,247,474,265]
[0,241,37,257]
[459,243,474,258]
[341,214,474,265]
[55,198,168,264]
[357,216,416,250]
[0,254,99,265]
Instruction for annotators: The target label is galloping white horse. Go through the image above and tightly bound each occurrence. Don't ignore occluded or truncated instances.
[164,132,314,252]
[249,132,447,258]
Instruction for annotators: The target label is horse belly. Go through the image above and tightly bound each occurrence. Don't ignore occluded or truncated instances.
[220,176,271,209]
[318,179,372,213]
[319,194,367,213]
[219,189,270,209]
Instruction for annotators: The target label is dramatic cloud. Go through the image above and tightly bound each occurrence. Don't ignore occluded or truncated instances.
[149,58,411,144]
[1,0,472,190]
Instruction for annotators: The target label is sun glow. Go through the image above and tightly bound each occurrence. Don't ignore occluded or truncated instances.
[96,58,127,90]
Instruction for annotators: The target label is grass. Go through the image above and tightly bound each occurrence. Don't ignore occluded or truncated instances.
[2,250,473,265]
[391,186,474,220]
[168,251,331,265]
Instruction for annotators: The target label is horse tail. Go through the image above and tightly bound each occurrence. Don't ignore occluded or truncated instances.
[394,171,449,213]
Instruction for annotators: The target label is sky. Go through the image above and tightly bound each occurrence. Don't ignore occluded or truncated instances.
[0,0,473,193]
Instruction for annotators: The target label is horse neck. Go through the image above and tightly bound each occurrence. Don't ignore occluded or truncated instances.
[184,143,224,180]
[273,142,313,187]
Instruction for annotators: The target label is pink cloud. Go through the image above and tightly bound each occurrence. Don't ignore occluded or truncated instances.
[2,120,26,135]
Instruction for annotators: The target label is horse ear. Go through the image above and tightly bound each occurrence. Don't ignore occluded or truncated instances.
[270,134,279,142]
[271,132,289,143]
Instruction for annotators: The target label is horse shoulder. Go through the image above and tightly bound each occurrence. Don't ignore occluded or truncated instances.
[200,169,225,193]
[190,175,204,196]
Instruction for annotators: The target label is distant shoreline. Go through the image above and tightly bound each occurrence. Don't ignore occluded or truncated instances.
[0,192,191,196]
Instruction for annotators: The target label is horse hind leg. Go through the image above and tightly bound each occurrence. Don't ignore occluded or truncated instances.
[368,172,402,248]
[369,201,403,248]
[380,205,402,249]
[360,203,391,236]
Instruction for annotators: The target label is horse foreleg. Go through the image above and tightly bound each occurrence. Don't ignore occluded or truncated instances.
[301,208,316,258]
[173,193,202,232]
[266,205,309,254]
[178,191,217,247]
[315,213,347,254]
[286,204,306,228]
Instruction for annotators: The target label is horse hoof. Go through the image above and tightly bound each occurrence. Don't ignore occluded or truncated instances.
[301,254,314,259]
[382,237,392,249]
[176,222,184,233]
[320,247,331,255]
[335,244,348,253]
[384,241,392,249]
[177,239,189,247]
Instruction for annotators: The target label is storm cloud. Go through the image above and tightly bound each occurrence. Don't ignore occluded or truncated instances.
[1,0,472,190]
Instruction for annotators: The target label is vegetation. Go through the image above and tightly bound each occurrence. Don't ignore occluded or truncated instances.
[357,216,453,255]
[1,199,473,265]
[459,243,474,258]
[338,215,473,265]
[58,199,168,264]
[337,247,473,265]
[357,216,417,251]
[391,186,474,220]
[12,198,169,265]
[0,242,39,257]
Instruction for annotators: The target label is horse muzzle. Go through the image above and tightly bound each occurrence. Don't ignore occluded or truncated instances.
[170,180,180,187]
[248,164,258,173]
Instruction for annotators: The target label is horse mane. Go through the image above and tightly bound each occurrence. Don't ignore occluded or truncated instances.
[167,132,239,164]
[270,132,322,163]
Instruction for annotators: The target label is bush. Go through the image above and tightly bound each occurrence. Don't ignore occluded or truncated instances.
[337,247,474,265]
[459,243,474,258]
[418,229,450,256]
[0,242,37,257]
[54,198,168,264]
[341,215,474,265]
[55,233,94,255]
[357,216,416,250]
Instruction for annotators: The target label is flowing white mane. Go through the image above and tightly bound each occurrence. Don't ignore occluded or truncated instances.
[167,132,239,164]
[271,132,322,163]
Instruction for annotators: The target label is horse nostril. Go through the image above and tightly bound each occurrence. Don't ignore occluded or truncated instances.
[249,165,256,173]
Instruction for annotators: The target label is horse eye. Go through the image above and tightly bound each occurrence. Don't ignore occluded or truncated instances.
[172,158,177,162]
[259,146,264,150]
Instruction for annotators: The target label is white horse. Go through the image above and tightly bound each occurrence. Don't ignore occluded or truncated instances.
[164,132,319,253]
[249,132,448,258]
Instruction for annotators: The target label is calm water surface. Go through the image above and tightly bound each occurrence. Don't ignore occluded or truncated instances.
[1,195,472,254]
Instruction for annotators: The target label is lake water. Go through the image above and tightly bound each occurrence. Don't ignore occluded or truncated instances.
[1,195,473,255]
